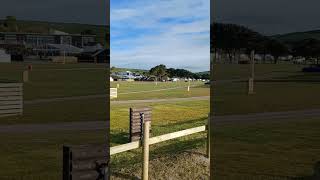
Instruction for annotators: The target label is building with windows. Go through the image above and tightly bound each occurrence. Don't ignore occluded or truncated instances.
[0,31,96,49]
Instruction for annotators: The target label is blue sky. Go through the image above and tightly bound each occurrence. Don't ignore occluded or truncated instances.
[110,0,210,72]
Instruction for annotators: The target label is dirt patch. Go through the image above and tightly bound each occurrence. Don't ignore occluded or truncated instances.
[111,149,209,180]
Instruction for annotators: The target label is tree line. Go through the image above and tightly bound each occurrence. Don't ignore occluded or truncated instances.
[211,23,320,64]
[148,64,209,81]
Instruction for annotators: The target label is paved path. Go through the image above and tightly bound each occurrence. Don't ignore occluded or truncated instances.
[25,95,210,105]
[111,96,209,105]
[214,108,320,124]
[0,121,108,133]
[118,85,202,95]
[25,94,107,105]
[1,108,320,133]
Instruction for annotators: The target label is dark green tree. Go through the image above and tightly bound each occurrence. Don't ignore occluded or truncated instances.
[4,16,18,32]
[149,64,167,81]
[266,39,289,64]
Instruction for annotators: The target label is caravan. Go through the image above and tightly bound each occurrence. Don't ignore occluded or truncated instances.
[0,49,11,63]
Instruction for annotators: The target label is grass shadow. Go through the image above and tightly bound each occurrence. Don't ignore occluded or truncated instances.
[110,131,129,145]
[111,172,140,180]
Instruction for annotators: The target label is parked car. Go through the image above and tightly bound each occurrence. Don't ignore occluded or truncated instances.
[302,64,320,72]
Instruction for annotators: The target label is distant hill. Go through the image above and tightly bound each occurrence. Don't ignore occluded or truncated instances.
[110,67,147,74]
[272,30,320,43]
[196,71,209,75]
[0,19,109,47]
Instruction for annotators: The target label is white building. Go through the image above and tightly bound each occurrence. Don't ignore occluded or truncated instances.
[0,49,11,63]
[116,71,136,80]
[172,78,179,82]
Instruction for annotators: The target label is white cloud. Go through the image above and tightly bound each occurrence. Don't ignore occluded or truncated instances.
[111,0,210,72]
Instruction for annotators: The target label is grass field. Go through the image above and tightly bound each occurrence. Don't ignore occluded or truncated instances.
[0,63,107,100]
[211,63,320,179]
[0,62,210,178]
[214,64,320,115]
[1,62,320,179]
[111,81,209,100]
[0,62,109,177]
[109,79,210,178]
[213,117,320,179]
[0,130,107,178]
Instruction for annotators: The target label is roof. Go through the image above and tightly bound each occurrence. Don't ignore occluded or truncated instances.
[0,31,96,37]
[49,30,69,35]
[47,44,83,54]
[92,48,109,57]
[83,43,103,53]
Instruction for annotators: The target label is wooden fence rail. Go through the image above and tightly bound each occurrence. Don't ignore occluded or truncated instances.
[0,83,23,117]
[110,114,210,180]
[110,125,207,155]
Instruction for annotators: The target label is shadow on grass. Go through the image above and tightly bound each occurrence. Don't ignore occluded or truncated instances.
[111,172,140,180]
[155,116,207,129]
[110,131,129,144]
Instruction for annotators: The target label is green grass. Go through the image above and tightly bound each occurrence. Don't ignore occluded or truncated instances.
[215,81,320,115]
[213,118,320,179]
[0,98,107,124]
[0,63,107,100]
[2,63,320,178]
[214,64,320,115]
[111,81,209,100]
[110,100,209,146]
[211,64,320,179]
[110,100,210,178]
[0,63,108,125]
[1,115,319,179]
[0,99,209,178]
[213,64,306,80]
[0,130,107,178]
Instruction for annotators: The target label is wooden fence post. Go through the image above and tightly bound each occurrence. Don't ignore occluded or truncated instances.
[251,50,255,80]
[141,113,150,180]
[207,113,210,159]
[248,78,254,95]
[23,70,29,82]
[248,50,255,95]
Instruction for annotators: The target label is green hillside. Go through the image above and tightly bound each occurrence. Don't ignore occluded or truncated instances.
[272,30,320,42]
[110,67,148,74]
[0,19,109,47]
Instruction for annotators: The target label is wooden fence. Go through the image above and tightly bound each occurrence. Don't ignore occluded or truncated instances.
[0,83,23,117]
[110,114,210,180]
